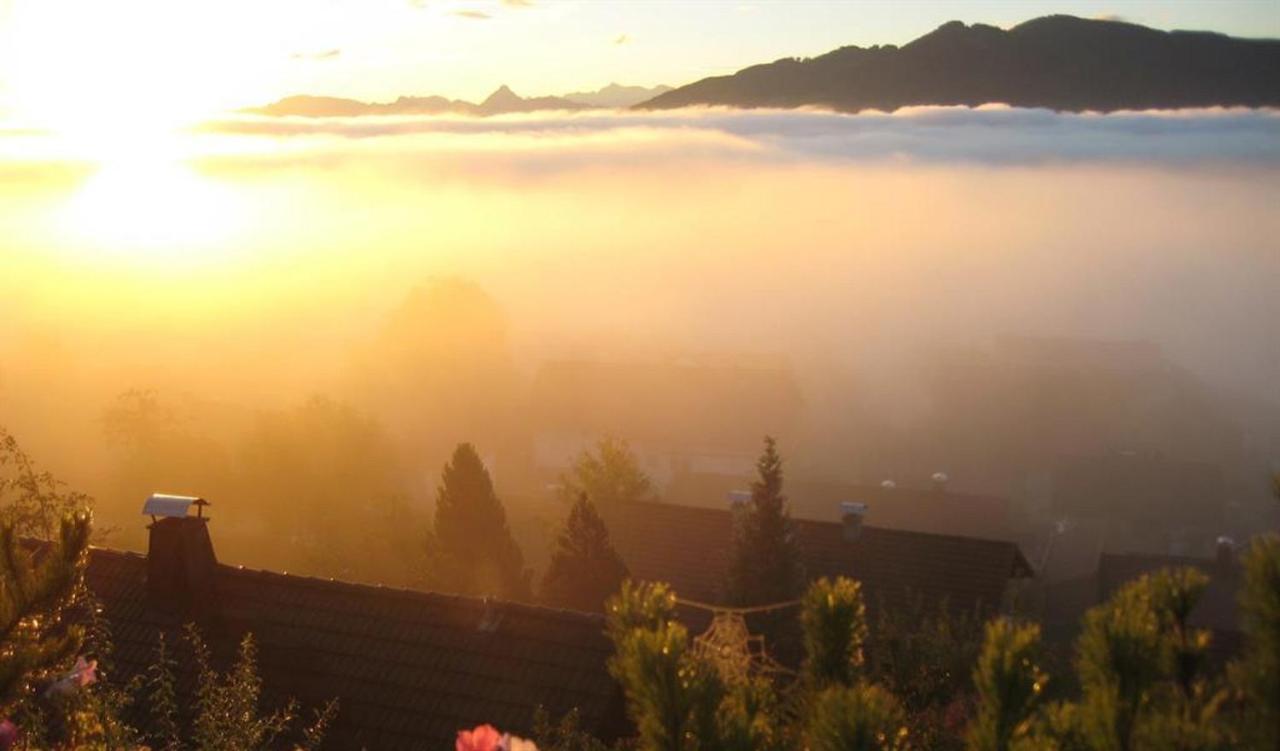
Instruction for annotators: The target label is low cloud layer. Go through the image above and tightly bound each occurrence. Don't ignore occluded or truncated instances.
[172,105,1280,172]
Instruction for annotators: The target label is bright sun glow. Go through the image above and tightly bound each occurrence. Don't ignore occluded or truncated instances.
[54,157,248,267]
[0,1,282,264]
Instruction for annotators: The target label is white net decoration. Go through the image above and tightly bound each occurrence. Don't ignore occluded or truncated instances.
[691,610,785,683]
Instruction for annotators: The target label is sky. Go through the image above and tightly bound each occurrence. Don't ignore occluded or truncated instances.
[0,0,1277,126]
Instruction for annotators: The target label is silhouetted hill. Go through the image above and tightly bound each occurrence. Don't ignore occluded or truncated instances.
[640,15,1280,112]
[246,85,586,117]
[561,83,673,108]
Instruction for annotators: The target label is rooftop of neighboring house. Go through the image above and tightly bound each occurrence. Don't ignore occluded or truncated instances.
[80,512,626,751]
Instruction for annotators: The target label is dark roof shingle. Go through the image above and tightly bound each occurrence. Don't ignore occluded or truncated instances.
[84,548,626,750]
[602,500,1032,615]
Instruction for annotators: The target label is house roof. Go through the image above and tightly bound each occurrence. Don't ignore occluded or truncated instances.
[601,500,1032,615]
[665,473,1015,541]
[1052,453,1226,525]
[83,547,626,750]
[1097,551,1242,636]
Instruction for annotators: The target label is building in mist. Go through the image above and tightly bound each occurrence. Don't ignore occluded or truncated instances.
[527,358,802,484]
[1051,451,1226,557]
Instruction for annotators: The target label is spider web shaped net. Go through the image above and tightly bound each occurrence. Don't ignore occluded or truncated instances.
[691,610,786,683]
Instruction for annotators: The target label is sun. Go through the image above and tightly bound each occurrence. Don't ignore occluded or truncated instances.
[0,1,286,264]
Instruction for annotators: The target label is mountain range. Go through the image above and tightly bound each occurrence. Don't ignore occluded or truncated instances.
[639,15,1280,112]
[247,83,670,117]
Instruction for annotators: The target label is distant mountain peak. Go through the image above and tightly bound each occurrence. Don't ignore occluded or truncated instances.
[481,85,522,108]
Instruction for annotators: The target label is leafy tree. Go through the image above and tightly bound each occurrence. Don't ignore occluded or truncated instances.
[727,436,801,606]
[541,495,629,612]
[424,443,531,600]
[801,577,868,690]
[557,437,653,507]
[0,427,91,539]
[188,627,296,751]
[1229,534,1279,750]
[967,618,1047,751]
[140,626,335,751]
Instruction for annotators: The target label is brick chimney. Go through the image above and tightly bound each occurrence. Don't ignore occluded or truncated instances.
[144,495,218,612]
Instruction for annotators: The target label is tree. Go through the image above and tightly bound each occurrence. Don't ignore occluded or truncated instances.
[604,580,784,751]
[0,427,91,539]
[1230,534,1279,750]
[141,626,336,751]
[727,436,801,606]
[967,619,1047,751]
[0,510,92,710]
[424,443,531,600]
[801,577,868,690]
[805,683,910,751]
[541,495,629,612]
[556,437,653,508]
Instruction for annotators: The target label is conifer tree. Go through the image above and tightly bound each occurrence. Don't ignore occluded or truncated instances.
[424,443,531,599]
[1230,534,1279,750]
[967,618,1047,751]
[728,436,801,606]
[557,437,653,507]
[0,509,92,711]
[541,495,629,612]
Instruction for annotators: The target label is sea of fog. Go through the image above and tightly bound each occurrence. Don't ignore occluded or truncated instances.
[0,105,1277,462]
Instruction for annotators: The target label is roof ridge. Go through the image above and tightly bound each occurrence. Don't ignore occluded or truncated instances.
[617,498,1023,548]
[86,545,607,625]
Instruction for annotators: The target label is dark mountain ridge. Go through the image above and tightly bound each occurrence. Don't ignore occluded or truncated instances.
[245,84,588,117]
[640,15,1280,112]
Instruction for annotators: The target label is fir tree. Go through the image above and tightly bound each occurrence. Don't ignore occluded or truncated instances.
[801,577,868,690]
[728,436,801,606]
[0,509,92,710]
[541,495,629,612]
[1230,534,1279,750]
[967,618,1047,751]
[424,443,531,600]
[556,437,653,507]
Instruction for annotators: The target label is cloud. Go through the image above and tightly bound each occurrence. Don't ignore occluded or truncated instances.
[195,106,1280,170]
[451,9,491,19]
[1093,13,1131,23]
[290,49,342,61]
[613,34,631,45]
[502,0,534,6]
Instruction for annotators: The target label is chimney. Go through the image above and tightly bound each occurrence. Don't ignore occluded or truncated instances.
[143,494,217,612]
[840,501,867,541]
[1215,535,1235,571]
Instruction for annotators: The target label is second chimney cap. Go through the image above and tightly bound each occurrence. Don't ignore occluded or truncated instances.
[142,494,209,519]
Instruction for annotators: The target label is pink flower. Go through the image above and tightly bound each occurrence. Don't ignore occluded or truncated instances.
[501,734,538,751]
[0,719,17,751]
[457,724,502,751]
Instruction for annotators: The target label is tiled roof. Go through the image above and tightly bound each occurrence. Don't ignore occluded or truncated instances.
[83,548,627,750]
[665,473,1015,540]
[601,500,1032,615]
